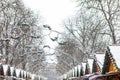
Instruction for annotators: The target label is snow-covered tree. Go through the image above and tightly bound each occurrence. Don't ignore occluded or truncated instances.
[0,0,44,74]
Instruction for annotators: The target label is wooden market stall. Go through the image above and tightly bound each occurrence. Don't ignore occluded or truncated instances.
[81,54,103,80]
[0,64,4,80]
[94,53,105,73]
[74,65,81,78]
[85,59,94,74]
[101,45,120,79]
[81,63,87,76]
[89,45,120,80]
[60,45,120,80]
[81,59,100,80]
[92,59,101,73]
[0,62,43,80]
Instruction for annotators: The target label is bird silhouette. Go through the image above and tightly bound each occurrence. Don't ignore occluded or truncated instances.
[43,25,51,30]
[50,37,58,41]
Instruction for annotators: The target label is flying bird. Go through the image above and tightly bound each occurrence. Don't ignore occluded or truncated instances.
[43,45,50,49]
[50,37,58,41]
[43,25,51,30]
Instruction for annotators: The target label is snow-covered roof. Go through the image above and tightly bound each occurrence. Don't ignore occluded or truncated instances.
[26,71,30,76]
[23,71,27,78]
[72,68,74,76]
[77,65,81,76]
[16,69,21,77]
[63,74,67,79]
[77,65,81,72]
[21,70,27,78]
[10,67,14,76]
[31,74,35,80]
[74,66,78,76]
[87,59,94,73]
[82,63,86,75]
[108,45,120,68]
[37,76,40,80]
[3,64,8,76]
[69,69,73,76]
[95,53,105,70]
[26,71,31,78]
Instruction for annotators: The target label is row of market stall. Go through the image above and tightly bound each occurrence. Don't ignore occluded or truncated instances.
[0,63,47,80]
[59,45,120,80]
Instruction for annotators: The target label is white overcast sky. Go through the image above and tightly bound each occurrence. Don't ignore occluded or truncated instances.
[23,0,77,31]
[22,0,77,65]
[23,0,77,48]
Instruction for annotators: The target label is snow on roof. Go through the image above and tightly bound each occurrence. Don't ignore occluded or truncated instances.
[69,69,73,76]
[23,71,27,78]
[74,66,78,71]
[16,68,21,77]
[72,68,74,76]
[26,71,31,78]
[77,65,81,71]
[0,54,2,56]
[74,66,78,76]
[10,67,14,76]
[63,74,67,78]
[82,63,86,74]
[38,76,40,80]
[77,65,81,75]
[31,74,35,80]
[27,71,31,76]
[88,59,94,73]
[109,45,120,68]
[21,70,24,77]
[95,53,105,69]
[3,64,8,76]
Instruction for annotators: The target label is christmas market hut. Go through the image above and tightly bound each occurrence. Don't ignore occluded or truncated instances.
[81,62,87,76]
[94,53,105,73]
[0,64,4,80]
[73,65,81,78]
[87,45,120,80]
[102,45,120,79]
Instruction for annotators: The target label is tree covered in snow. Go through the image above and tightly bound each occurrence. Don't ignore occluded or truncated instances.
[63,11,108,58]
[0,0,44,74]
[56,0,120,71]
[76,0,120,44]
